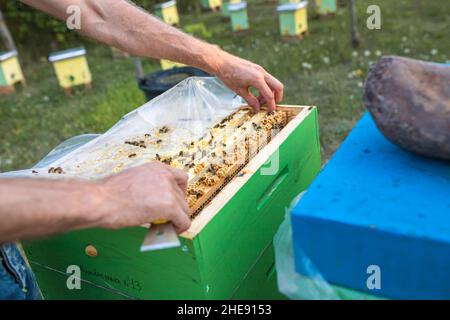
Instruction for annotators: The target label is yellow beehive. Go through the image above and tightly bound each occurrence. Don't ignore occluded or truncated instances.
[153,1,180,26]
[277,1,308,38]
[48,47,91,94]
[160,59,185,70]
[0,50,25,94]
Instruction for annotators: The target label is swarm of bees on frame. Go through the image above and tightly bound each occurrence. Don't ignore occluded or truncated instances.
[41,109,289,218]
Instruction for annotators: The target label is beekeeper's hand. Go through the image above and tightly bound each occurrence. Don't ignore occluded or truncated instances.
[215,52,284,113]
[97,162,191,233]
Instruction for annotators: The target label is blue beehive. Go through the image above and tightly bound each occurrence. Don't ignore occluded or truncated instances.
[292,113,450,299]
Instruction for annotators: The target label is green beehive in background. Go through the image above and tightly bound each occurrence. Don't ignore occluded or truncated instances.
[153,0,180,26]
[314,0,337,16]
[229,1,249,32]
[277,1,309,38]
[222,0,241,18]
[201,0,222,11]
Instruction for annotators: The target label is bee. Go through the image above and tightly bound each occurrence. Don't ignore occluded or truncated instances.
[159,126,169,134]
[48,167,64,174]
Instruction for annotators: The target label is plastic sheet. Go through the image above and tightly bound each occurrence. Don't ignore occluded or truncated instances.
[0,134,99,178]
[274,193,339,300]
[2,77,244,179]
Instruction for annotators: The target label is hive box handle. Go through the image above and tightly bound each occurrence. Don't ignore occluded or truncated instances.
[256,165,289,211]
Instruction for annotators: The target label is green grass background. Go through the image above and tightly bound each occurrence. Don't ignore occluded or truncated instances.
[0,0,448,172]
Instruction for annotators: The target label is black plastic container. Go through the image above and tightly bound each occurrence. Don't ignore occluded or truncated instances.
[138,67,210,101]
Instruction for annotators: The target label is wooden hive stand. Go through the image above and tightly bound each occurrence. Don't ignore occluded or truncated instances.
[0,50,26,94]
[48,47,92,96]
[153,0,180,27]
[277,1,309,41]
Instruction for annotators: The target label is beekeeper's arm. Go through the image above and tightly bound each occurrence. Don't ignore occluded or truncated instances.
[20,0,283,112]
[0,163,190,243]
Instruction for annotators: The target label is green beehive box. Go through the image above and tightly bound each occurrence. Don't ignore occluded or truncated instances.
[314,0,337,16]
[229,1,249,32]
[277,1,309,38]
[23,105,321,300]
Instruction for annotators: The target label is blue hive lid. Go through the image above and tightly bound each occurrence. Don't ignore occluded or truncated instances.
[0,50,18,62]
[277,1,308,12]
[48,47,86,62]
[154,0,176,10]
[229,1,247,11]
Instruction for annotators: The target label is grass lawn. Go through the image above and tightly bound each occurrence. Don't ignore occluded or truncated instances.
[0,0,448,172]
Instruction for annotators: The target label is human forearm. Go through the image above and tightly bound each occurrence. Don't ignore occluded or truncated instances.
[21,0,284,111]
[21,0,224,74]
[97,2,226,75]
[0,163,191,243]
[0,178,103,243]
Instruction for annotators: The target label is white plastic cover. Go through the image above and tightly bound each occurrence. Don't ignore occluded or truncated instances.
[1,77,244,179]
[274,193,339,300]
